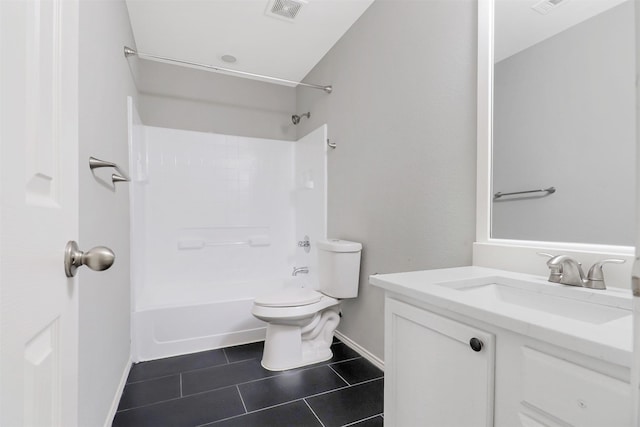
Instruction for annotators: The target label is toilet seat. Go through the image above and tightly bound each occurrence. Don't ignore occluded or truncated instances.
[252,289,339,322]
[254,288,323,308]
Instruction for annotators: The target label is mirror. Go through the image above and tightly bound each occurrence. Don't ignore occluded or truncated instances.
[491,0,636,246]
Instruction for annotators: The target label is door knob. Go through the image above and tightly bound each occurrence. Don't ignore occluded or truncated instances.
[64,240,115,277]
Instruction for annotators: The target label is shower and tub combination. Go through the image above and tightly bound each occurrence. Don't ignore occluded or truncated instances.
[127,99,329,361]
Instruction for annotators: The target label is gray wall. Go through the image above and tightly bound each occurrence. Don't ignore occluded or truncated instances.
[78,1,137,425]
[296,0,478,359]
[492,1,636,246]
[136,60,297,140]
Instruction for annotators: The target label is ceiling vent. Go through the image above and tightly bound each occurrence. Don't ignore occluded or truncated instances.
[531,0,566,15]
[265,0,307,21]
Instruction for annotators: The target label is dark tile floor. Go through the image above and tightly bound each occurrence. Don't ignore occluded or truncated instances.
[112,339,384,427]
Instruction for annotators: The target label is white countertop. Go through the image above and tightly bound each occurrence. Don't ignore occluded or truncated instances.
[370,266,633,368]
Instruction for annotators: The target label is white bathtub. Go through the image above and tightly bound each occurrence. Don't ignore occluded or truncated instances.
[132,298,266,362]
[130,278,312,362]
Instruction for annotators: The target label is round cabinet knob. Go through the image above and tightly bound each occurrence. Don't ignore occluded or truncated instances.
[469,337,484,352]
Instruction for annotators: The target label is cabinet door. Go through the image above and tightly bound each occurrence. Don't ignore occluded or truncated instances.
[520,347,631,426]
[385,298,495,427]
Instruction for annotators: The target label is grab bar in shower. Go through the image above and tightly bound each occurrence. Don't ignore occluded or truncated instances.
[178,235,270,250]
[493,186,556,200]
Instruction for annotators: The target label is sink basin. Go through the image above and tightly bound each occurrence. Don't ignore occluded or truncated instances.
[438,279,630,325]
[370,267,633,367]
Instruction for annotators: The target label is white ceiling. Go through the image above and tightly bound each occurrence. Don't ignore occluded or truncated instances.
[125,0,375,86]
[495,0,628,62]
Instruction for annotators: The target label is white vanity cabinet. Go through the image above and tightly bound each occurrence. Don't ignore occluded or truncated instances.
[383,294,632,427]
[494,331,631,427]
[373,267,633,426]
[384,298,495,427]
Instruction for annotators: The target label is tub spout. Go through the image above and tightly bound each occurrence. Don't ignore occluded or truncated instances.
[292,266,309,276]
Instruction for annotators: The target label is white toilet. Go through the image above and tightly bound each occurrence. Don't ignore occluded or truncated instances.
[251,239,362,371]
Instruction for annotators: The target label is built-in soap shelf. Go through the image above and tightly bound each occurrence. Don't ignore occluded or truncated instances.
[177,226,271,250]
[298,170,315,190]
[178,236,271,249]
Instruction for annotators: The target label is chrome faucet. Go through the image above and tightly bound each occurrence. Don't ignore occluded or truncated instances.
[292,266,309,276]
[545,255,585,287]
[541,253,625,290]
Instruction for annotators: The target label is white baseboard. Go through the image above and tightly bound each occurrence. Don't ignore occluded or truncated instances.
[335,331,384,372]
[104,356,132,427]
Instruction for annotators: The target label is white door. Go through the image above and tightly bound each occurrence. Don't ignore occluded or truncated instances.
[1,0,80,426]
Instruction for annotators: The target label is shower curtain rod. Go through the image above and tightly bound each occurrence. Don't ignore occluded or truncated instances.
[124,46,333,94]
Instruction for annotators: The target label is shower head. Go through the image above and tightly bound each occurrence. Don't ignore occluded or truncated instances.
[292,112,311,125]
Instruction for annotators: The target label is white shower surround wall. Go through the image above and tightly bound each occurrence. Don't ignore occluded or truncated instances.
[128,110,327,361]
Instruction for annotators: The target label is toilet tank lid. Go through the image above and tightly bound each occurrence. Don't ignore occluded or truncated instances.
[254,288,323,307]
[317,239,362,253]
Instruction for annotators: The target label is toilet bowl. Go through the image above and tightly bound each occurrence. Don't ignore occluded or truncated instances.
[252,288,341,370]
[252,239,362,371]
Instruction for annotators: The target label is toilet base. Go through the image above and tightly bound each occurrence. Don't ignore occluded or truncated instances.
[260,307,340,371]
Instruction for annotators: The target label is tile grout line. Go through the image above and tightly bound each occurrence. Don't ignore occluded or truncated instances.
[303,398,326,427]
[328,356,362,367]
[125,372,181,386]
[352,376,384,386]
[197,378,365,427]
[236,385,248,414]
[305,376,383,401]
[190,377,386,426]
[118,350,376,415]
[127,344,356,385]
[328,365,351,386]
[118,372,384,414]
[129,357,259,386]
[131,344,265,384]
[311,376,384,410]
[115,384,239,413]
[183,358,364,398]
[341,413,384,427]
[156,355,264,379]
[117,394,186,413]
[197,377,384,427]
[194,399,307,426]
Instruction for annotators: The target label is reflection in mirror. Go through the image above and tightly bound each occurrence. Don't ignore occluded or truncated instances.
[492,0,636,246]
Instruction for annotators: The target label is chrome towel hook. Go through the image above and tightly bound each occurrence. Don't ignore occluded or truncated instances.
[89,156,130,184]
[112,173,129,183]
[89,157,117,169]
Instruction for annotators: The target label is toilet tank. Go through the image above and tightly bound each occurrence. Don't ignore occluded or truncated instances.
[316,239,363,298]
